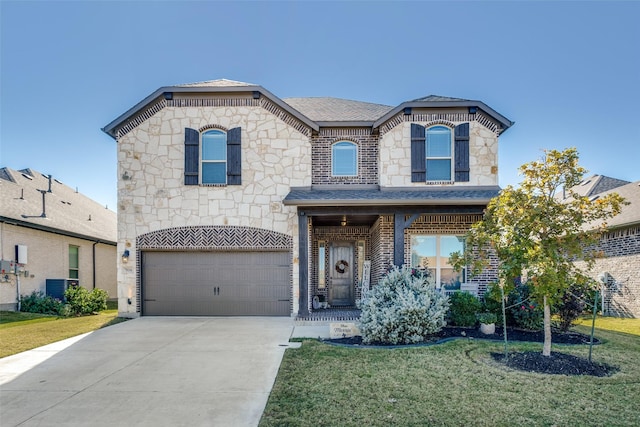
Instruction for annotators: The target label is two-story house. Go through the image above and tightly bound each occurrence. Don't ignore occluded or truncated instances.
[102,79,513,318]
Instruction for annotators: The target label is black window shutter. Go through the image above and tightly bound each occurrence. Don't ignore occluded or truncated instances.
[184,128,199,185]
[454,123,470,182]
[227,127,242,185]
[410,124,426,182]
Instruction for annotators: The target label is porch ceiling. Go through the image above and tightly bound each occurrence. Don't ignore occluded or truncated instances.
[312,214,380,227]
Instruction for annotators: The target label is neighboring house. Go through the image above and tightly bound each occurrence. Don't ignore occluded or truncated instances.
[0,167,117,310]
[102,79,513,318]
[569,175,640,317]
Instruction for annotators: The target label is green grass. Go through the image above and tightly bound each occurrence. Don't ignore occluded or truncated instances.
[0,301,127,358]
[575,315,640,336]
[261,324,640,427]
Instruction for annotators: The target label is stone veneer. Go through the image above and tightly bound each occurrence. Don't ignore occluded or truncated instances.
[379,113,499,187]
[116,99,311,316]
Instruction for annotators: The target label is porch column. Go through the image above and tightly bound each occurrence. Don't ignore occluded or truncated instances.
[298,210,309,317]
[394,214,404,267]
[394,212,421,267]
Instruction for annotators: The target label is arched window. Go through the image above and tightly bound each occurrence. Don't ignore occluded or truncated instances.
[202,129,227,184]
[332,141,357,177]
[425,126,452,181]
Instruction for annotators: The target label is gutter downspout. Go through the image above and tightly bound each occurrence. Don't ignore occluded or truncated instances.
[92,241,99,290]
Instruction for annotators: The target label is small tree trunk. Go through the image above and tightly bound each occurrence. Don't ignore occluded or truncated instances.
[543,295,552,356]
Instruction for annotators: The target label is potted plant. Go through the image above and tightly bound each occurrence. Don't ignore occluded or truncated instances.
[477,312,497,335]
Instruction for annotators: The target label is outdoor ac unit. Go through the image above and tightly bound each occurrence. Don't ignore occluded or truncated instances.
[45,279,80,300]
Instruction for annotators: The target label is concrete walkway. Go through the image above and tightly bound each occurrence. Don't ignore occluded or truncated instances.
[0,317,297,427]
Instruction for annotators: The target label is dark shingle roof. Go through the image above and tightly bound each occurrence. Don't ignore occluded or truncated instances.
[283,186,501,206]
[572,175,631,198]
[283,97,393,122]
[0,167,116,243]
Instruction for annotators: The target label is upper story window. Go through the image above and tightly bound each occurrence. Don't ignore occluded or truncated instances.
[426,126,452,181]
[185,127,242,186]
[410,123,470,183]
[332,141,358,176]
[202,130,227,184]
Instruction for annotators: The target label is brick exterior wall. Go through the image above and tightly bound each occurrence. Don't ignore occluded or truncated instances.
[370,215,394,287]
[310,226,371,308]
[577,225,640,317]
[311,129,379,185]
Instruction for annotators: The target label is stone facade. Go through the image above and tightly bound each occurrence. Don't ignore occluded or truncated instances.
[107,81,511,317]
[380,115,499,187]
[116,98,311,316]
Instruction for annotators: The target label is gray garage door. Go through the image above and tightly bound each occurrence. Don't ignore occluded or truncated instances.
[142,251,291,316]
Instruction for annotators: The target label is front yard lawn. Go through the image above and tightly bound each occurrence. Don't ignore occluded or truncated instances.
[260,323,640,427]
[0,302,127,358]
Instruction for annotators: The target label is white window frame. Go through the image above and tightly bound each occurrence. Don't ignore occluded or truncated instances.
[331,141,358,177]
[425,125,453,182]
[410,234,466,290]
[201,129,227,184]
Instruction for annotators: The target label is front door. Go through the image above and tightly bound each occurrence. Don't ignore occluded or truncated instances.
[329,242,354,306]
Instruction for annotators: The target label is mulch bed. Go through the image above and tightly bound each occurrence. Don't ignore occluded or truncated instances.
[322,326,618,377]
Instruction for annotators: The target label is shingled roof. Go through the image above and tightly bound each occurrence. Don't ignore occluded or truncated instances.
[571,175,631,198]
[0,167,116,243]
[103,79,514,138]
[283,186,501,206]
[283,97,393,122]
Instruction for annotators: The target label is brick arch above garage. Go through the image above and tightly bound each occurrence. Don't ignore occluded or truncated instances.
[136,225,293,251]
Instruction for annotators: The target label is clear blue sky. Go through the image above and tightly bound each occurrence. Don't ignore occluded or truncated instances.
[2,1,639,211]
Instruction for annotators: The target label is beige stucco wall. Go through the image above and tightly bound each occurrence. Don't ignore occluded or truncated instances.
[379,120,499,187]
[116,103,312,316]
[0,223,117,310]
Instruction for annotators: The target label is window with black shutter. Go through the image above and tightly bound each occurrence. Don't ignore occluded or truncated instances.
[184,128,199,185]
[410,124,426,182]
[454,123,470,182]
[226,127,242,185]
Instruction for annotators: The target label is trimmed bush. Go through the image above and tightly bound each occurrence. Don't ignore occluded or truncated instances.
[64,287,108,315]
[447,292,481,327]
[358,266,449,345]
[20,291,65,315]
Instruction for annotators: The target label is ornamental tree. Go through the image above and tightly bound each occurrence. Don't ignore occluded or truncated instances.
[453,148,625,356]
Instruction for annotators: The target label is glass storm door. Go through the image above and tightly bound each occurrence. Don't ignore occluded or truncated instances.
[329,242,354,306]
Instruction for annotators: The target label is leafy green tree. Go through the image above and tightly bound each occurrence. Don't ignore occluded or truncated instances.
[453,148,625,356]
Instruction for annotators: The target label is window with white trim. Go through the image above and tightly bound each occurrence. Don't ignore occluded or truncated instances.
[410,235,466,290]
[332,141,357,176]
[426,126,452,181]
[201,129,227,184]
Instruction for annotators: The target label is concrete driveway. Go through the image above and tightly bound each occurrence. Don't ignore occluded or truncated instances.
[0,317,295,427]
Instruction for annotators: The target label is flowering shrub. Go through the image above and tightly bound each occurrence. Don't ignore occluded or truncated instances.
[508,281,543,330]
[358,265,450,345]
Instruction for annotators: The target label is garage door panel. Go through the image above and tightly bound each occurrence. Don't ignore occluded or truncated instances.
[142,251,290,316]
